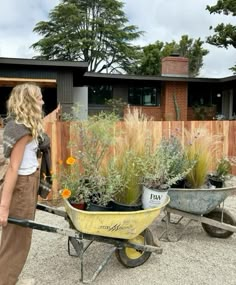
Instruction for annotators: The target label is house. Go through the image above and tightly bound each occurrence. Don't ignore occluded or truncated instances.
[0,56,235,121]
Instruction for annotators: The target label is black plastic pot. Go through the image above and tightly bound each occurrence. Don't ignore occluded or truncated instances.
[208,177,224,188]
[170,179,186,188]
[110,200,142,211]
[86,202,113,211]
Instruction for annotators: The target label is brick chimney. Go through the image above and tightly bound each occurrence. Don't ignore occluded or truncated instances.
[161,55,189,77]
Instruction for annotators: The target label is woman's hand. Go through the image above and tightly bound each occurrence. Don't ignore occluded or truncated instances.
[0,205,9,227]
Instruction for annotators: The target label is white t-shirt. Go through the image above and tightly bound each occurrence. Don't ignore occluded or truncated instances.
[18,139,39,175]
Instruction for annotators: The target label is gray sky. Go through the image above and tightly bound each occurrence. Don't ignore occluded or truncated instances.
[0,0,235,78]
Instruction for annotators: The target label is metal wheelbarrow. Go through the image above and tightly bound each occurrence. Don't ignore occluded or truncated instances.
[8,196,169,284]
[159,186,236,241]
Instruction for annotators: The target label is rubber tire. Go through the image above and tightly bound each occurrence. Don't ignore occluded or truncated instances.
[115,228,154,268]
[202,208,235,239]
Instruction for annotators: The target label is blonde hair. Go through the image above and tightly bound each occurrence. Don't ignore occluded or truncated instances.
[7,83,44,139]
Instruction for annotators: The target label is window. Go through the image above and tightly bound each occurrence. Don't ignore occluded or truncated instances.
[128,87,160,106]
[88,85,112,104]
[188,84,213,107]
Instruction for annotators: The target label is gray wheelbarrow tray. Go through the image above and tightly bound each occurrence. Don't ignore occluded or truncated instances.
[161,185,236,241]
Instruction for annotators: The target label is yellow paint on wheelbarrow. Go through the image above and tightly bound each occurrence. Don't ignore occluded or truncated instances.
[63,196,170,239]
[125,235,145,259]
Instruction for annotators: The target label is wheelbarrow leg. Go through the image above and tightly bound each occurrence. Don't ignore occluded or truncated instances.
[159,210,194,242]
[80,245,117,284]
[68,237,92,257]
[67,236,117,284]
[161,211,184,225]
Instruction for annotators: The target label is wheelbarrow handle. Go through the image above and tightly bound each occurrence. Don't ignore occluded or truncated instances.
[8,217,30,227]
[8,216,59,233]
[36,203,67,218]
[7,216,83,239]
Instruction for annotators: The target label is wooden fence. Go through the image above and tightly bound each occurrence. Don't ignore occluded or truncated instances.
[44,120,236,198]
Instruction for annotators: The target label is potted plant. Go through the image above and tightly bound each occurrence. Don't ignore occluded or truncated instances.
[82,165,125,211]
[111,108,153,210]
[58,110,122,210]
[111,150,144,210]
[58,156,89,209]
[184,128,222,189]
[208,157,232,188]
[141,135,195,209]
[59,158,124,211]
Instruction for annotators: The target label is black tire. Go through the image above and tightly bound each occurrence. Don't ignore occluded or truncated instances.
[115,228,154,268]
[202,208,235,239]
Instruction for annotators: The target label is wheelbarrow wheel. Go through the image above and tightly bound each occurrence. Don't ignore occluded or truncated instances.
[202,208,235,239]
[115,228,154,268]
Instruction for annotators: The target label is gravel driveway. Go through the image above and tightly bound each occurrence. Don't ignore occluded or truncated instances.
[14,188,236,285]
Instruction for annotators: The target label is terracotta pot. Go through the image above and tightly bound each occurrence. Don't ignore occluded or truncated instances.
[70,201,86,210]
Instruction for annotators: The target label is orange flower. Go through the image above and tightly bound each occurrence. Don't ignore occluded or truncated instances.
[58,159,63,165]
[61,188,71,199]
[66,156,76,165]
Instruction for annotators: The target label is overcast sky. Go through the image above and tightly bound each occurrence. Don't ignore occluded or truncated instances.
[0,0,235,78]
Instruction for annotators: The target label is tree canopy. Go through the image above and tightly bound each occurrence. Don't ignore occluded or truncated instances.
[125,35,209,77]
[206,0,236,73]
[31,0,142,73]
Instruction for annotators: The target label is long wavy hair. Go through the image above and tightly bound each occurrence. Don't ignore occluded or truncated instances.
[7,83,44,139]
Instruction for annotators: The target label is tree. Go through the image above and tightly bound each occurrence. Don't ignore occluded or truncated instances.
[125,35,209,77]
[206,0,236,73]
[31,0,142,73]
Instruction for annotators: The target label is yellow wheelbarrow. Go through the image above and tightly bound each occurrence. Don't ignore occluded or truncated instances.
[8,196,169,284]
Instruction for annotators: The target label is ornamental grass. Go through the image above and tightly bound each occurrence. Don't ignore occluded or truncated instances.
[184,128,222,188]
[112,108,153,204]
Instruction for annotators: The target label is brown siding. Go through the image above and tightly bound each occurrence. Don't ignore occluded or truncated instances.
[57,71,73,113]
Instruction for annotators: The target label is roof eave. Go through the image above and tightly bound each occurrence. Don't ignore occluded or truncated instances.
[0,57,88,71]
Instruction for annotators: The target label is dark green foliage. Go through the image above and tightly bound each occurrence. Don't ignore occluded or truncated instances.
[206,0,236,73]
[125,35,209,77]
[31,0,143,73]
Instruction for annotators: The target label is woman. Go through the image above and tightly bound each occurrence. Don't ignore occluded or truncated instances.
[0,83,44,285]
